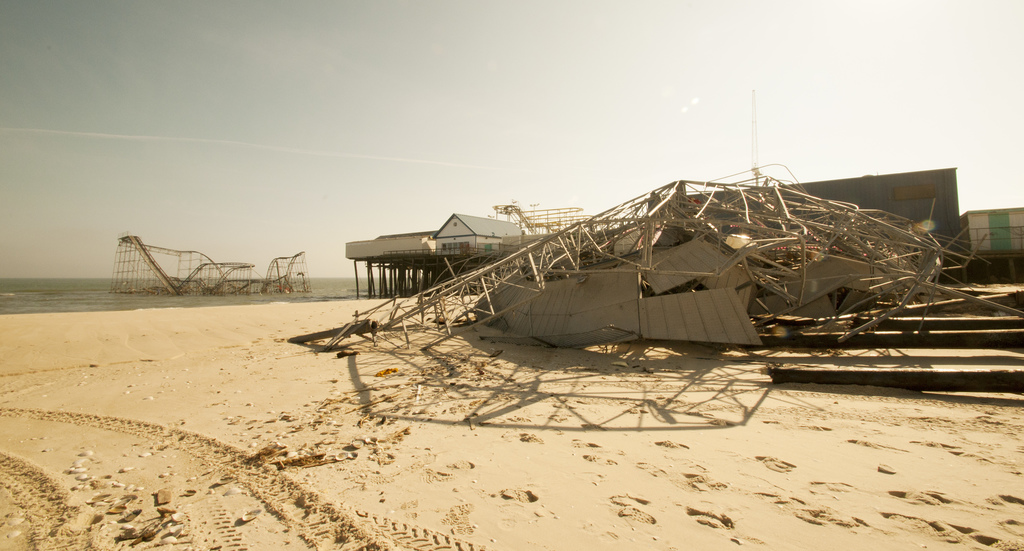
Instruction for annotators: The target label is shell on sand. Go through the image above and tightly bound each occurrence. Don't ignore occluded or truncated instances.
[215,475,235,486]
[86,493,113,505]
[223,487,243,496]
[240,509,262,523]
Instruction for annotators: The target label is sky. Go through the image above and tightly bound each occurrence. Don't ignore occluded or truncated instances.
[2,1,1023,278]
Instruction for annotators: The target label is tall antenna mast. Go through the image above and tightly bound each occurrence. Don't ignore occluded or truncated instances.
[752,90,762,184]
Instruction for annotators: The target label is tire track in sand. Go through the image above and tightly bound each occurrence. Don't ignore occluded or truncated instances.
[0,450,90,550]
[0,407,486,551]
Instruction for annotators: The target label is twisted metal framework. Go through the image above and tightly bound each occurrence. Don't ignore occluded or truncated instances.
[327,173,1021,350]
[492,204,590,235]
[266,253,311,294]
[110,234,310,296]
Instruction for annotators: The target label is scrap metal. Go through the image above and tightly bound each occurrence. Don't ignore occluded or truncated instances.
[320,172,1024,351]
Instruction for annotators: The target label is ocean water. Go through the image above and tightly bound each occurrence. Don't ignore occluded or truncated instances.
[0,277,361,315]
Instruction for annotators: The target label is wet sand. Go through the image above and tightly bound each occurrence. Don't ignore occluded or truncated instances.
[1,301,1023,550]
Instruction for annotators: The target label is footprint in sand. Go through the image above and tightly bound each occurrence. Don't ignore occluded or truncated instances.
[446,460,475,470]
[846,439,909,453]
[500,489,539,503]
[795,507,864,528]
[519,433,543,444]
[636,462,725,491]
[1000,495,1024,506]
[441,504,475,535]
[610,495,651,506]
[686,506,733,529]
[910,440,960,451]
[400,500,419,519]
[421,469,453,484]
[880,513,1001,546]
[572,440,602,449]
[888,490,954,505]
[655,440,689,449]
[582,455,618,466]
[810,481,854,493]
[618,506,656,524]
[755,456,796,473]
[754,492,806,506]
[999,519,1024,537]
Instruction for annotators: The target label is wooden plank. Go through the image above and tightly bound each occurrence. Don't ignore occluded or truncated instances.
[767,366,1024,393]
[755,329,1024,349]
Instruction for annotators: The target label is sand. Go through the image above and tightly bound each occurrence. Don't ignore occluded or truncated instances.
[1,300,1023,550]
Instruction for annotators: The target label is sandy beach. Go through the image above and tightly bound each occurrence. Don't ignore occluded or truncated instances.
[1,300,1023,550]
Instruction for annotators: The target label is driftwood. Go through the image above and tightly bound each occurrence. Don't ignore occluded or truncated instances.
[767,366,1024,393]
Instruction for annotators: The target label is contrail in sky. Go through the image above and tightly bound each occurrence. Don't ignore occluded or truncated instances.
[0,127,525,172]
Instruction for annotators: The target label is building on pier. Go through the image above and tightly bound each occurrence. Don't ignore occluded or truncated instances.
[960,207,1024,284]
[345,214,524,298]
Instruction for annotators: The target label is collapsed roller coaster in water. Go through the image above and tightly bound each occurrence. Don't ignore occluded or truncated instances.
[110,233,310,296]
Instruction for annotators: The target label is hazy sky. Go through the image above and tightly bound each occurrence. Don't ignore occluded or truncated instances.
[2,1,1022,278]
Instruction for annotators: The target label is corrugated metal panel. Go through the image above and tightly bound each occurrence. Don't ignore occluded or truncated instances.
[646,240,729,294]
[482,325,639,348]
[509,272,640,336]
[482,279,540,334]
[705,265,754,306]
[486,271,640,337]
[530,280,575,335]
[639,289,761,345]
[565,300,640,334]
[479,335,554,347]
[804,257,873,291]
[535,326,639,348]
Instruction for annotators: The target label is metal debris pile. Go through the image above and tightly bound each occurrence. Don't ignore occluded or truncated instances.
[322,173,1023,350]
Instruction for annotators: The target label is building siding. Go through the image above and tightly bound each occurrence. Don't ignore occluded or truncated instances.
[799,168,960,241]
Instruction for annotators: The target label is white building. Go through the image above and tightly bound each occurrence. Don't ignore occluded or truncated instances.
[345,231,435,260]
[432,214,523,255]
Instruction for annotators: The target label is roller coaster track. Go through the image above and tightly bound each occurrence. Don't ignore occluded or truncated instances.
[123,235,180,295]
